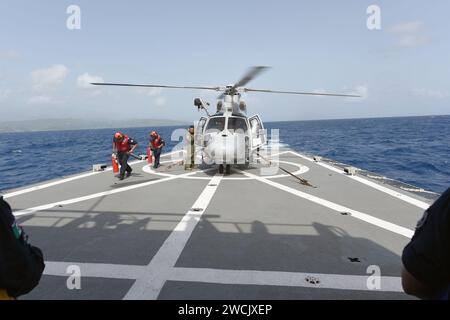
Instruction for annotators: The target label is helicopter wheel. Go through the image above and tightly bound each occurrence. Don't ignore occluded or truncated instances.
[225,164,231,175]
[218,164,224,174]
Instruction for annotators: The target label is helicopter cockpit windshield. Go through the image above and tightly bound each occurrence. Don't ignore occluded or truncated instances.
[227,117,248,134]
[205,116,225,133]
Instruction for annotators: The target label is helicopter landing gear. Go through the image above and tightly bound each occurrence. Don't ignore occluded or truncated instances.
[218,164,231,174]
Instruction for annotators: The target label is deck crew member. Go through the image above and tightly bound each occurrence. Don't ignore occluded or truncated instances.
[185,125,196,170]
[149,131,165,169]
[402,186,450,299]
[112,132,138,180]
[0,196,45,299]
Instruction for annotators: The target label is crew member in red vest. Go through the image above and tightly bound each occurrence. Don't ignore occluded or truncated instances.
[112,132,138,180]
[149,131,165,169]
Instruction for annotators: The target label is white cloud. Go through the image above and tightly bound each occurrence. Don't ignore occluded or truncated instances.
[28,65,69,105]
[135,86,167,107]
[397,34,429,47]
[388,21,423,34]
[76,73,106,97]
[31,65,69,91]
[413,88,449,99]
[77,73,104,89]
[343,85,368,101]
[388,21,430,48]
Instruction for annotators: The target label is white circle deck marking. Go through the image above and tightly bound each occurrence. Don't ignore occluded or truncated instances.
[142,160,309,180]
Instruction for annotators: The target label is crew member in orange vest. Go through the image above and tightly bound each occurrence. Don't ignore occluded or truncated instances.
[149,131,165,169]
[112,132,138,180]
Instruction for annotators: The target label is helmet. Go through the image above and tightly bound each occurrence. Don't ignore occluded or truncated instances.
[114,132,124,140]
[150,131,158,138]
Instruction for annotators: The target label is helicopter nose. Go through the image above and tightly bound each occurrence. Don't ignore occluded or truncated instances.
[204,134,246,164]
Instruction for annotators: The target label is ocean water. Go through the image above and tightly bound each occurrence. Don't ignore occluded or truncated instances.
[0,115,449,194]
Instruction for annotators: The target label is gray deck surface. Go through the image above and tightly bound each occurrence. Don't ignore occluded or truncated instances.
[4,149,432,300]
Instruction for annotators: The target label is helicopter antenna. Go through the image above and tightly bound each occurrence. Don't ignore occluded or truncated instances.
[194,98,211,116]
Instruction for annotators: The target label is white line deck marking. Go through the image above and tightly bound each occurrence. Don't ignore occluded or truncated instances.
[238,169,414,238]
[3,160,143,199]
[3,150,182,199]
[44,261,145,280]
[4,171,103,199]
[288,151,431,210]
[170,267,403,292]
[124,174,223,300]
[142,160,309,180]
[15,148,415,298]
[43,262,403,293]
[13,170,201,217]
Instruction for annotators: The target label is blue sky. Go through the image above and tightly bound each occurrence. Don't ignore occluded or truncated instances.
[0,0,449,122]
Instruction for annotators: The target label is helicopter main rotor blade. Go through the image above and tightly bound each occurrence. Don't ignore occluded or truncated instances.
[91,83,221,91]
[242,88,361,98]
[233,66,269,88]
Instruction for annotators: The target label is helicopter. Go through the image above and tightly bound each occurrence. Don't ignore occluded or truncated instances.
[92,66,359,174]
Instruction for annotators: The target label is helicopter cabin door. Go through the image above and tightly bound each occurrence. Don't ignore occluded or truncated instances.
[249,115,266,149]
[195,117,207,146]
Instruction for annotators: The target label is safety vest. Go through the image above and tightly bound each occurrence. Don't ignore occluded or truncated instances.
[115,135,131,152]
[150,136,164,149]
